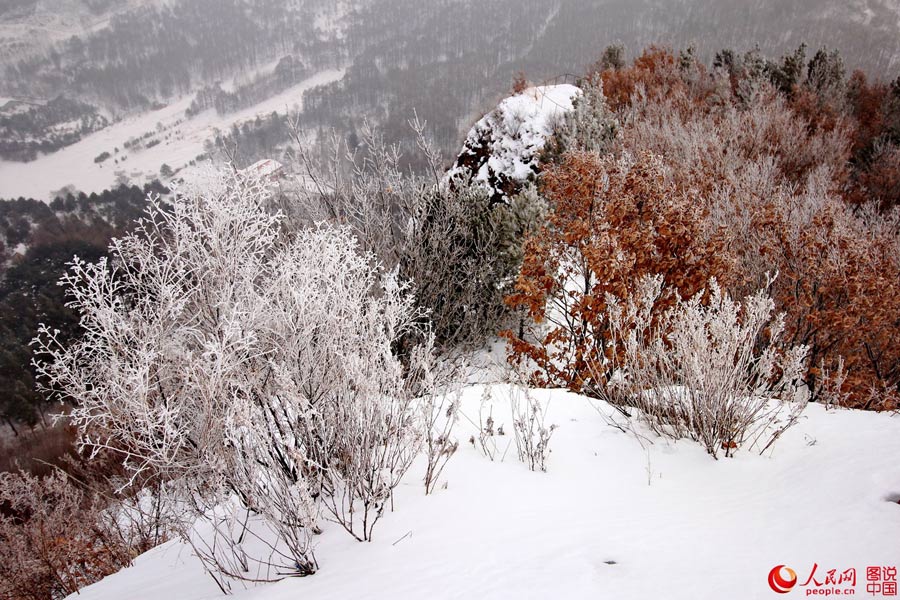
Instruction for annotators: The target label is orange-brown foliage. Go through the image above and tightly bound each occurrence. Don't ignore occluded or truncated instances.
[846,70,887,157]
[597,47,685,111]
[0,470,134,600]
[789,85,842,135]
[511,72,529,95]
[749,196,900,410]
[511,44,900,410]
[853,144,900,211]
[504,151,734,391]
[844,70,900,210]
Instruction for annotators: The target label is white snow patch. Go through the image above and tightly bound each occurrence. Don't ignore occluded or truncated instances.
[68,386,900,600]
[240,159,284,180]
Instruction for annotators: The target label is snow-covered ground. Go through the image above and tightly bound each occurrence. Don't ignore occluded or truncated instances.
[70,385,900,600]
[0,68,345,201]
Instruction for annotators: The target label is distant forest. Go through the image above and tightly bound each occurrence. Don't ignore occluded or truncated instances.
[2,0,900,163]
[0,182,166,431]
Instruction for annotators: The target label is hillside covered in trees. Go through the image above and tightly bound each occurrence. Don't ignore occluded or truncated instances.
[0,40,898,600]
[4,0,900,165]
[0,182,163,433]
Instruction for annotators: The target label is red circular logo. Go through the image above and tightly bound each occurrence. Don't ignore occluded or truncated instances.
[768,565,798,594]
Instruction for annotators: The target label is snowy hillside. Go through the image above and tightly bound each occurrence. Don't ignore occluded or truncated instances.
[0,68,344,201]
[4,37,900,600]
[0,0,167,65]
[70,385,900,600]
[446,84,580,204]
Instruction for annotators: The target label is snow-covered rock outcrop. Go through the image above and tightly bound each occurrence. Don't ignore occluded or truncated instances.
[445,84,581,204]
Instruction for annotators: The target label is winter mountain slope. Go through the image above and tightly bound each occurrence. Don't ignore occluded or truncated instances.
[70,385,900,600]
[0,0,168,65]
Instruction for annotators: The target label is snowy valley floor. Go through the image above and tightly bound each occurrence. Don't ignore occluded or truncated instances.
[0,68,345,202]
[72,385,900,600]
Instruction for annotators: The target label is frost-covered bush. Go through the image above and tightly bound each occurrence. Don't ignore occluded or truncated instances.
[0,470,133,600]
[289,125,526,352]
[595,276,808,458]
[421,384,460,494]
[505,151,734,392]
[509,385,556,472]
[402,181,525,351]
[34,171,438,589]
[547,76,619,156]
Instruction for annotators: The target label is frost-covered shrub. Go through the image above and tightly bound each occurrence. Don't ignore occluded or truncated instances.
[505,151,734,392]
[572,46,900,411]
[421,384,460,494]
[545,76,619,157]
[595,276,808,458]
[467,386,506,462]
[34,171,438,588]
[289,125,527,352]
[509,385,556,472]
[0,470,132,600]
[403,180,542,351]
